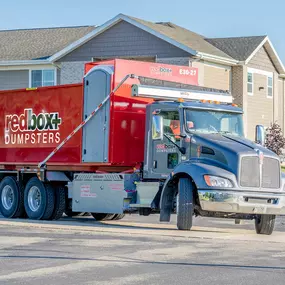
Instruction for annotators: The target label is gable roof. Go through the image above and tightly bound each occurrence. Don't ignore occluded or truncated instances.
[205,36,267,61]
[0,26,96,61]
[1,14,284,76]
[49,14,238,64]
[128,16,233,60]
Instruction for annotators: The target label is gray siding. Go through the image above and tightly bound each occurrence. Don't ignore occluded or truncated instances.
[0,70,29,90]
[59,20,190,62]
[60,61,87,84]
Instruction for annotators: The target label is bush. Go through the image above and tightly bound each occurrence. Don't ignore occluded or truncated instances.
[265,122,285,155]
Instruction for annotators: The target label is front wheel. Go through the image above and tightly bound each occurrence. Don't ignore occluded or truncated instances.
[177,178,194,231]
[255,214,276,235]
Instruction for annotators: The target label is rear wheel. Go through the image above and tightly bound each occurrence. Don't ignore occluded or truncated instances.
[177,178,194,231]
[0,176,25,218]
[24,178,55,220]
[49,186,65,220]
[91,213,116,221]
[112,214,125,220]
[255,214,276,235]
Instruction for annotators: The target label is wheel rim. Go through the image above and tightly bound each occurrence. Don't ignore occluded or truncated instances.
[28,186,41,212]
[1,185,14,210]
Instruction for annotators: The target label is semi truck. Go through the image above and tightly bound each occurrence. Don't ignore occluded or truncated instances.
[0,59,284,235]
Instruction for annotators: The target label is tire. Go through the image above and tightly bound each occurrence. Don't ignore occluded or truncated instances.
[24,178,55,220]
[177,178,194,231]
[64,209,85,217]
[112,214,125,220]
[91,213,115,221]
[255,214,276,235]
[0,176,25,218]
[49,186,65,220]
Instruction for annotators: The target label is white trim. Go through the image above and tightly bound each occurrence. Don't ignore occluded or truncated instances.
[247,67,273,77]
[0,64,54,71]
[247,71,253,96]
[132,85,233,103]
[54,68,58,85]
[245,36,268,65]
[265,38,285,72]
[29,67,57,88]
[196,52,238,65]
[28,70,32,89]
[245,36,285,74]
[0,60,50,66]
[266,75,273,99]
[49,14,198,62]
[203,61,231,70]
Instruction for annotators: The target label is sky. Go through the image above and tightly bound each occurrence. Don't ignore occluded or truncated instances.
[1,0,285,62]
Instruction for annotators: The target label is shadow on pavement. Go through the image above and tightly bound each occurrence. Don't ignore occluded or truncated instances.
[0,255,284,271]
[0,216,239,234]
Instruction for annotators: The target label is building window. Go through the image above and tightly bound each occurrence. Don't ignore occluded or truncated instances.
[267,76,273,98]
[247,72,253,95]
[31,69,55,87]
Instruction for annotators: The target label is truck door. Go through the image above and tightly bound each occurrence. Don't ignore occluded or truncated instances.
[82,67,112,162]
[146,109,181,179]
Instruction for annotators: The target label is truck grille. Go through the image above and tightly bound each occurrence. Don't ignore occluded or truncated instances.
[262,157,280,188]
[240,156,280,189]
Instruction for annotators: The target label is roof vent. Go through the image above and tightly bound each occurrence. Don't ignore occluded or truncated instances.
[155,22,175,28]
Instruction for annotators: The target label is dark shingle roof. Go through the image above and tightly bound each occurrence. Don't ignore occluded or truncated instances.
[0,26,96,61]
[205,36,267,61]
[128,16,234,59]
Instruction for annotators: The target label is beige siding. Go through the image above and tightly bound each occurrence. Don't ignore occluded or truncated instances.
[191,61,205,86]
[248,46,277,72]
[279,79,285,132]
[247,73,273,140]
[203,63,230,91]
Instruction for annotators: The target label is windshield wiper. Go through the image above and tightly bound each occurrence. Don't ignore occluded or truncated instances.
[163,134,186,154]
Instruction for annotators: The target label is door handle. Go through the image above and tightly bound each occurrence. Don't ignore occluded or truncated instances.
[153,160,157,169]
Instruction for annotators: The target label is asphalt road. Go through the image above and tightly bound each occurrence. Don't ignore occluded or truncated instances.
[0,214,285,285]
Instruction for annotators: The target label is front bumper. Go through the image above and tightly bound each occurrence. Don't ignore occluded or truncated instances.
[198,189,285,215]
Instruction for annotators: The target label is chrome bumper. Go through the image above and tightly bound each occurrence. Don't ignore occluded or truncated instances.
[198,190,285,215]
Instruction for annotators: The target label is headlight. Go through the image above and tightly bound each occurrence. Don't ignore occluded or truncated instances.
[204,175,233,188]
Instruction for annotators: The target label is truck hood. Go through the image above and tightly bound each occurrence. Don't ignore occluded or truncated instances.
[193,133,277,158]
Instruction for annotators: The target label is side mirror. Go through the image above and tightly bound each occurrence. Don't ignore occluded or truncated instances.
[152,115,164,140]
[255,125,265,146]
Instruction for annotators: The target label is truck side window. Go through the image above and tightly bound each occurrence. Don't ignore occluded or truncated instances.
[152,115,163,140]
[153,110,180,141]
[168,153,178,168]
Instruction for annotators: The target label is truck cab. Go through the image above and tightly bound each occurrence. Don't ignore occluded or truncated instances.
[138,100,285,235]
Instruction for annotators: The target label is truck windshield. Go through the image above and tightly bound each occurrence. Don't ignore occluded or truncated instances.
[184,109,244,137]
